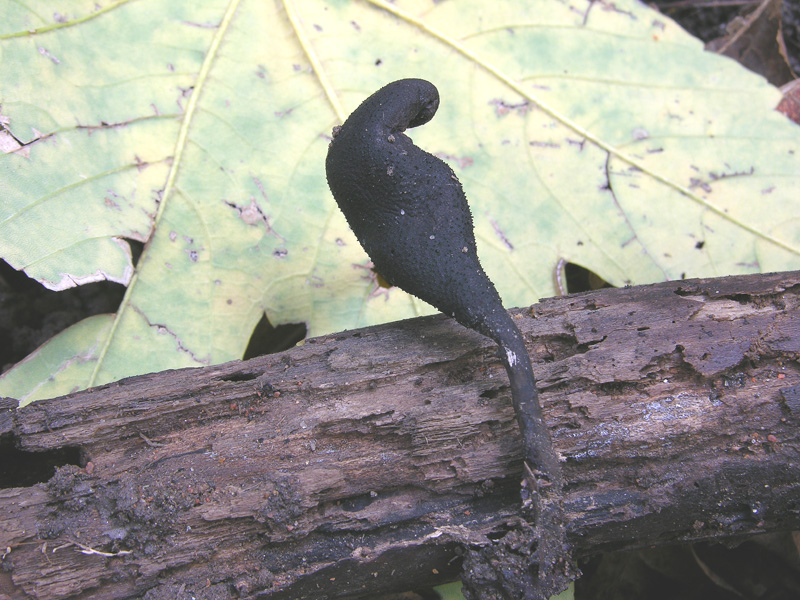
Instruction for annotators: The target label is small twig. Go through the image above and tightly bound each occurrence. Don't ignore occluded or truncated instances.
[66,539,132,557]
[139,432,167,448]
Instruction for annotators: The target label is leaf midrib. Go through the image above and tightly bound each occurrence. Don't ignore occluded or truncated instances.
[87,0,245,387]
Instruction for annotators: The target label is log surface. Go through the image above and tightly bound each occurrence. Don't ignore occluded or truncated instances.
[1,271,799,599]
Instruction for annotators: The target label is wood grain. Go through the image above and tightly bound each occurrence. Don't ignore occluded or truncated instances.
[1,271,799,599]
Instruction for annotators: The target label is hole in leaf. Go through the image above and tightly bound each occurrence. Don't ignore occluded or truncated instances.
[0,260,125,373]
[243,313,307,360]
[124,238,145,267]
[563,262,614,294]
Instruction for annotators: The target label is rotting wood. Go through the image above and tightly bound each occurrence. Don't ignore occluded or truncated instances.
[1,271,799,600]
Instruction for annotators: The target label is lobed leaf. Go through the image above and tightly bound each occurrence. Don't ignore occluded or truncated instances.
[1,0,798,404]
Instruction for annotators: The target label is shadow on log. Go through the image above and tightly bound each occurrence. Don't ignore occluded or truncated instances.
[1,271,800,599]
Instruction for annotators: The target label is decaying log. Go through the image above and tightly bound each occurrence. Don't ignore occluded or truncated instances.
[1,271,799,600]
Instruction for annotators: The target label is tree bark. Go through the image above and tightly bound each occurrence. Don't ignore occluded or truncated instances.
[1,271,799,600]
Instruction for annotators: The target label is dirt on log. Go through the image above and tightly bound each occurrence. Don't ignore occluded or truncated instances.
[1,271,799,600]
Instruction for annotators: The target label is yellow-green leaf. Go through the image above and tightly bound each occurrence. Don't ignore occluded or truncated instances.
[2,0,799,404]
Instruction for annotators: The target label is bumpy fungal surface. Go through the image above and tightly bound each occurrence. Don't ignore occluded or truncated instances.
[325,79,492,331]
[325,79,571,597]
